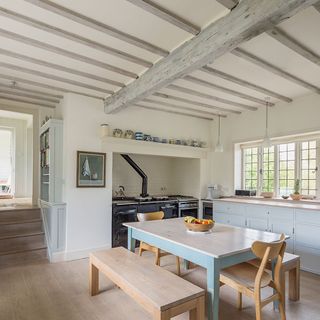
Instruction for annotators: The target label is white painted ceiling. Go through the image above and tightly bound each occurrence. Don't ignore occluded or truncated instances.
[0,1,318,119]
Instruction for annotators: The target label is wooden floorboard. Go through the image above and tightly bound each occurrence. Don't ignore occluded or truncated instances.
[1,254,320,319]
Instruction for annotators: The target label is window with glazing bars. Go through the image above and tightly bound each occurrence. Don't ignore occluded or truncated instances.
[301,140,317,196]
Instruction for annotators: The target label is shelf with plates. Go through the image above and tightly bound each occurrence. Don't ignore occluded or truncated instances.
[101,136,209,159]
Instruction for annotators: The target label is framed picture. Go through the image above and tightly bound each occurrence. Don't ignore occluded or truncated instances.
[76,151,106,187]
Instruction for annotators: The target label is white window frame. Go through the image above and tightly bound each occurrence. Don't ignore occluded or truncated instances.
[240,137,320,198]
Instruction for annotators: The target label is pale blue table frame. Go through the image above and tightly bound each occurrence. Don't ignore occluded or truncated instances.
[127,226,256,320]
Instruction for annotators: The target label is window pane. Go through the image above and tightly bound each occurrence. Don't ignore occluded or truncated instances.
[278,143,295,195]
[243,147,258,191]
[300,140,317,196]
[309,141,316,149]
[262,147,275,192]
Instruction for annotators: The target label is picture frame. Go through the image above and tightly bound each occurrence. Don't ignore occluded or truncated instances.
[76,151,106,187]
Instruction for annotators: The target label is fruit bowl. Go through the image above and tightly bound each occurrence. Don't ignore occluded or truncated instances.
[184,216,215,232]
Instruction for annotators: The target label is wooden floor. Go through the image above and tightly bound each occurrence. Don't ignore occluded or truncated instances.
[1,254,320,320]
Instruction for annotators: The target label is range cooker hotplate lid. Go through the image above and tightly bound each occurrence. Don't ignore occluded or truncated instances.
[135,196,153,202]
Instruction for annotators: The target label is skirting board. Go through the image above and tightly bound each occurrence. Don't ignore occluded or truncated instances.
[51,244,112,262]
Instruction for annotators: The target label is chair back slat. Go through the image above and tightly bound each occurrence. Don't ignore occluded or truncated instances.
[252,240,284,261]
[137,211,164,222]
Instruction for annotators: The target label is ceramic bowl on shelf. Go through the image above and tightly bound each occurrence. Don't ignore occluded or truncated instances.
[281,195,289,200]
[135,132,144,140]
[124,130,134,139]
[144,134,152,142]
[113,128,123,138]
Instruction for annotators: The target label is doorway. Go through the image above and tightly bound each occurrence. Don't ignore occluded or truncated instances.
[0,128,14,199]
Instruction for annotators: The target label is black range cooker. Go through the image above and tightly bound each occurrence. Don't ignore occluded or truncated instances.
[112,195,198,248]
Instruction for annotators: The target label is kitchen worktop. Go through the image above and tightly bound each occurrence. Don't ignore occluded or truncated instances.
[205,197,320,211]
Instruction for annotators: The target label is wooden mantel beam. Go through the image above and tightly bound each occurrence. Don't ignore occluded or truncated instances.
[104,0,317,114]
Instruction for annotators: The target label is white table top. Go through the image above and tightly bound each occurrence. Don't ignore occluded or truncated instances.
[124,218,283,258]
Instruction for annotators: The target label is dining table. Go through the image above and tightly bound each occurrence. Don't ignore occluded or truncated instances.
[124,217,283,320]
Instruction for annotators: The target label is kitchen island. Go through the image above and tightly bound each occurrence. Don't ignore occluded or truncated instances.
[202,197,320,274]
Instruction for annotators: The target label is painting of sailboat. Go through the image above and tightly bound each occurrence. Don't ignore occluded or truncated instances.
[77,151,106,187]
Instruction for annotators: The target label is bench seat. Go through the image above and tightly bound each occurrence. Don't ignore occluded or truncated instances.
[89,247,205,320]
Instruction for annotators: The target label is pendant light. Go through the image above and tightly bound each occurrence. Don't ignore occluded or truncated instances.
[262,98,271,148]
[215,115,223,152]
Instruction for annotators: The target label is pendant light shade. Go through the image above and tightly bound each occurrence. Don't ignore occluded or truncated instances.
[262,98,271,148]
[215,115,223,152]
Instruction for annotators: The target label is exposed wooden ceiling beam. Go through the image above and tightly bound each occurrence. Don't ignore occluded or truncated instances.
[0,7,152,68]
[0,88,59,103]
[134,103,215,120]
[0,74,104,100]
[153,92,241,114]
[0,48,124,87]
[144,97,227,116]
[125,0,200,35]
[201,65,292,103]
[104,0,315,113]
[0,28,137,79]
[167,83,257,111]
[216,0,240,10]
[314,1,320,12]
[184,75,269,106]
[0,94,56,108]
[0,82,63,99]
[25,0,169,57]
[0,62,113,94]
[232,48,320,94]
[267,27,320,67]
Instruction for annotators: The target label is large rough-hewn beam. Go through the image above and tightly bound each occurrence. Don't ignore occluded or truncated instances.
[104,0,317,114]
[216,0,239,10]
[314,1,320,12]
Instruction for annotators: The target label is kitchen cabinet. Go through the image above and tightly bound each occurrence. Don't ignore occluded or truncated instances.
[268,207,294,253]
[213,200,320,274]
[295,209,320,274]
[245,205,269,231]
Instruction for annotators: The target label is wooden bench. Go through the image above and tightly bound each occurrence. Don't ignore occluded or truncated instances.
[281,252,300,302]
[89,247,205,320]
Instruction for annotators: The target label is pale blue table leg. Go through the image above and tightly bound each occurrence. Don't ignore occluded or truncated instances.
[127,227,136,252]
[207,258,220,320]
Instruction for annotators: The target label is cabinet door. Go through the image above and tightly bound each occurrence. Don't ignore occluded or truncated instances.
[213,211,228,224]
[213,212,245,227]
[295,209,320,274]
[227,213,246,227]
[246,217,269,231]
[268,207,294,253]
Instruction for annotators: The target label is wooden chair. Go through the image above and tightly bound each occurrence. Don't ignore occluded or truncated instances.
[137,211,181,276]
[220,234,286,320]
